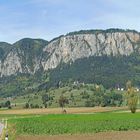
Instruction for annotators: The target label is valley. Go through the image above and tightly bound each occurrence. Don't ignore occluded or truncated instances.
[1,0,140,139]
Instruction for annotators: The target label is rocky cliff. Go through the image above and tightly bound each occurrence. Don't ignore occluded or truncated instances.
[42,29,140,71]
[1,29,140,77]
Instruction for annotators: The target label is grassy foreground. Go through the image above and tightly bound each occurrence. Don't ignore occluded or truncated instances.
[8,112,140,139]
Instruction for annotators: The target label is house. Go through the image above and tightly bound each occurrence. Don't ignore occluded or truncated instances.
[121,88,124,91]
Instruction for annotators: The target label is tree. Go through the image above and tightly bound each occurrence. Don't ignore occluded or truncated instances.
[34,104,39,108]
[44,103,47,108]
[30,104,34,108]
[126,80,132,90]
[25,103,29,109]
[5,101,11,108]
[42,94,49,108]
[126,82,138,113]
[59,95,69,110]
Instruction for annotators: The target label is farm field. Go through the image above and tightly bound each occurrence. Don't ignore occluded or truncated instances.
[7,112,140,140]
[17,131,140,140]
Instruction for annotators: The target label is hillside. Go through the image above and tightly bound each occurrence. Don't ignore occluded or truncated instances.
[49,54,140,88]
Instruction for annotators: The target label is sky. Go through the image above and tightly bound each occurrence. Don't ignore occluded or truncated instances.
[0,0,140,43]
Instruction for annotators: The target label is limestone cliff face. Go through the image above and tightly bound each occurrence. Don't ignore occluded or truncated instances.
[1,29,140,76]
[1,49,22,76]
[42,31,140,71]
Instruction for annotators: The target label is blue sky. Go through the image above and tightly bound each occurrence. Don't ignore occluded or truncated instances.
[0,0,140,43]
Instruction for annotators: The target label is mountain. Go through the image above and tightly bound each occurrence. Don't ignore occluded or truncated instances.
[44,29,140,88]
[0,38,48,76]
[1,29,140,77]
[42,29,140,71]
[1,29,140,97]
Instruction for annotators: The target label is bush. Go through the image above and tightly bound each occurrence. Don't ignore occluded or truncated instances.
[34,104,39,108]
[8,106,12,109]
[25,103,29,109]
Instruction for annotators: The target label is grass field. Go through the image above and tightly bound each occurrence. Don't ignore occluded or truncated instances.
[7,111,140,140]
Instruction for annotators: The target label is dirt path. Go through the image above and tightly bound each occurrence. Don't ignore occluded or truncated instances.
[0,123,4,138]
[0,107,126,115]
[17,131,140,140]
